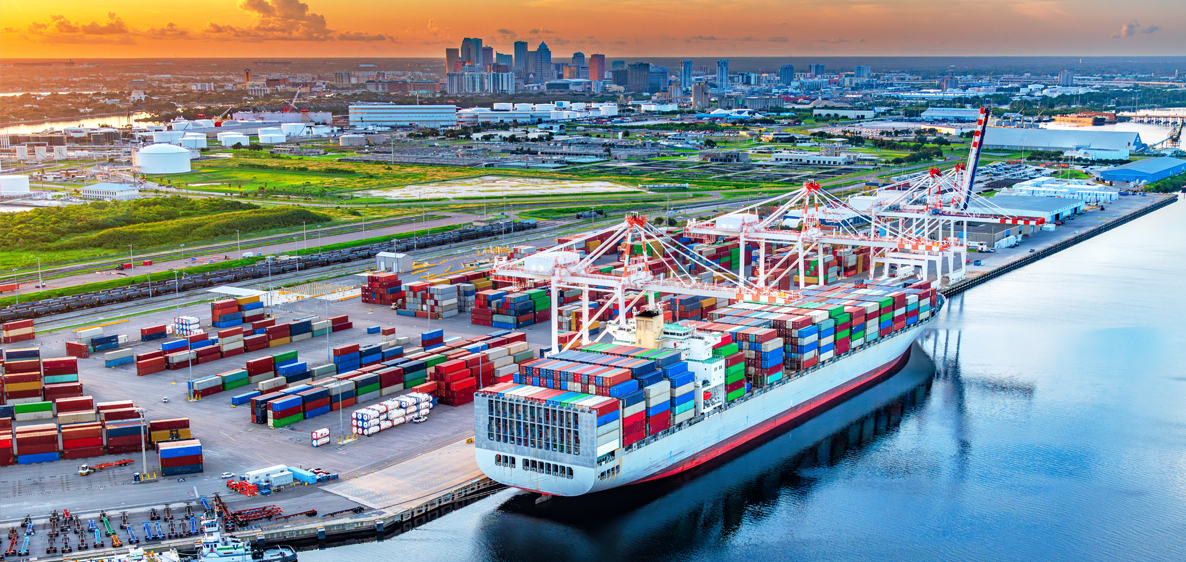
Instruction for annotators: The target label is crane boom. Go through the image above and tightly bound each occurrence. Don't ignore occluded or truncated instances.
[955,107,990,211]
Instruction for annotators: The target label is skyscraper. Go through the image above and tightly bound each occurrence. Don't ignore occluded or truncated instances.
[1058,70,1074,86]
[779,64,795,86]
[496,53,513,67]
[648,66,670,94]
[808,63,825,77]
[534,42,552,81]
[716,60,729,88]
[482,47,494,69]
[628,62,650,93]
[855,65,872,78]
[589,54,606,81]
[513,41,529,72]
[572,52,586,67]
[681,60,693,90]
[611,60,626,70]
[460,38,485,66]
[445,48,460,74]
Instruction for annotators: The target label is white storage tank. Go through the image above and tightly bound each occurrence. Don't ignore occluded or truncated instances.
[258,133,286,144]
[135,144,191,174]
[311,125,333,136]
[555,101,570,109]
[533,104,556,112]
[572,102,587,111]
[339,134,367,147]
[194,119,216,128]
[514,103,534,111]
[171,121,194,131]
[218,133,250,147]
[0,175,31,196]
[257,127,285,136]
[180,134,208,149]
[280,123,308,137]
[152,130,185,145]
[494,103,514,111]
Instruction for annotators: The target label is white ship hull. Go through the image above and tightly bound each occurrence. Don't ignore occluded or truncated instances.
[477,313,934,496]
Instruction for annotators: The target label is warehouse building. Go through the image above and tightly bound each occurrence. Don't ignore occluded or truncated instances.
[1004,177,1120,202]
[80,183,139,201]
[921,108,982,122]
[982,127,1142,159]
[966,195,1083,223]
[1097,157,1186,184]
[348,104,458,128]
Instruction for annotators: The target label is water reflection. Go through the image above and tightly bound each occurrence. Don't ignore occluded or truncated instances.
[473,344,940,562]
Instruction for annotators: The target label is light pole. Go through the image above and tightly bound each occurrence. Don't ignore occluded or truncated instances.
[302,222,307,251]
[174,271,180,310]
[235,230,241,255]
[129,245,134,271]
[36,258,42,291]
[317,226,322,255]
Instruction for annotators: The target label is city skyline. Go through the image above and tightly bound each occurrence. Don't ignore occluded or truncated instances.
[1,0,1183,58]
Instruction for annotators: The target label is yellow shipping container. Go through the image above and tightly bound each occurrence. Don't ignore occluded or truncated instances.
[587,239,602,250]
[4,381,42,392]
[269,337,291,347]
[150,428,192,443]
[236,295,261,305]
[701,297,717,307]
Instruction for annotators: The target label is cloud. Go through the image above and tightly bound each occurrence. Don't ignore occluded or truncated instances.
[201,0,390,42]
[1112,20,1159,38]
[145,22,192,39]
[812,38,851,44]
[686,35,720,42]
[528,28,558,35]
[768,36,788,42]
[496,28,517,39]
[426,19,444,38]
[24,13,136,44]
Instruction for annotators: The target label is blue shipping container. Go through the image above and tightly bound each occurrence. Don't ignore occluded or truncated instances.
[18,452,62,464]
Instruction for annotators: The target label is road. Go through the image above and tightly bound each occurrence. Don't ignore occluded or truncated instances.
[7,212,478,295]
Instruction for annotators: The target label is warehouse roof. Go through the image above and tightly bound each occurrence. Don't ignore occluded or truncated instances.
[982,127,1141,151]
[967,195,1082,215]
[1100,156,1186,175]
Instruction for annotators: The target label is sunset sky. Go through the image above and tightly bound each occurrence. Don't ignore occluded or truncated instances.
[1,0,1183,58]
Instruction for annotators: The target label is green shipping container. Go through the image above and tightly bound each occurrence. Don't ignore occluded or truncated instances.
[880,312,892,322]
[269,413,303,429]
[403,377,426,388]
[836,328,850,340]
[425,355,446,368]
[727,388,746,402]
[358,383,380,395]
[312,328,329,337]
[272,350,298,363]
[13,401,53,414]
[726,370,746,385]
[827,305,847,319]
[674,401,695,415]
[512,350,534,363]
[766,372,784,384]
[726,362,745,377]
[533,298,548,312]
[715,343,739,357]
[223,378,250,391]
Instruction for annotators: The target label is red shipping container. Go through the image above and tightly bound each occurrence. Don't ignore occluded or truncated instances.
[65,341,90,358]
[442,369,471,384]
[222,347,244,359]
[168,360,192,370]
[135,350,166,362]
[140,325,167,336]
[54,396,94,412]
[304,397,330,411]
[333,344,360,356]
[96,400,133,412]
[252,319,276,330]
[62,446,106,460]
[437,359,468,375]
[332,322,353,331]
[63,437,104,449]
[148,418,190,431]
[194,386,222,398]
[160,454,203,468]
[107,444,145,455]
[17,443,60,456]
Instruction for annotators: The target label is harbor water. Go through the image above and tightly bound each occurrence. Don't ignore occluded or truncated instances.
[304,196,1186,561]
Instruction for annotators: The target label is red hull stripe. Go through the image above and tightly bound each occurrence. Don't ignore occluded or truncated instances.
[636,347,913,484]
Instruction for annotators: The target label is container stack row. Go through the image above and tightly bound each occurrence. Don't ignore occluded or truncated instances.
[0,408,191,466]
[158,438,203,476]
[210,296,265,329]
[361,272,404,307]
[2,319,35,344]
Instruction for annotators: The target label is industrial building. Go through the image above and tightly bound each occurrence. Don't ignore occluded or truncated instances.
[0,175,31,197]
[921,108,982,122]
[770,151,859,166]
[1097,157,1186,184]
[966,195,1083,223]
[134,144,192,174]
[954,222,1027,248]
[348,104,458,128]
[812,109,874,119]
[1004,177,1120,202]
[79,183,139,200]
[982,127,1142,159]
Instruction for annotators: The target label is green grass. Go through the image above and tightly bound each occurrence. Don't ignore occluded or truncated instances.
[0,248,112,270]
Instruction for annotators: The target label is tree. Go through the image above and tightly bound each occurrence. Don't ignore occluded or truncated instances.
[703,139,717,148]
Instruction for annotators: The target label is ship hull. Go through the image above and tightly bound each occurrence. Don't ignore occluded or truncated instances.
[476,316,932,496]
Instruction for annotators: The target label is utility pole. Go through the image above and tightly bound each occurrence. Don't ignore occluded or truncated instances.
[302,222,307,251]
[37,258,42,291]
[235,230,241,255]
[129,245,134,271]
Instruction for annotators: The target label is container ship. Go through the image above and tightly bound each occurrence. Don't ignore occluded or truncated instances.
[474,279,941,496]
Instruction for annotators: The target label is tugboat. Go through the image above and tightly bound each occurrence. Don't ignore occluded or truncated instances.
[195,517,296,562]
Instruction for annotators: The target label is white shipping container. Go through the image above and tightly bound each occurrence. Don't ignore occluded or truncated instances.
[268,471,294,486]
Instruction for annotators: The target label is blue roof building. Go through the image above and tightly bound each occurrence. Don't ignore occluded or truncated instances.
[1098,157,1186,184]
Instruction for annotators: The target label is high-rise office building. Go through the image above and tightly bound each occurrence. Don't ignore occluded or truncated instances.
[514,41,529,72]
[1058,70,1074,86]
[482,47,494,69]
[628,62,650,93]
[808,63,825,77]
[611,69,629,87]
[496,53,513,67]
[460,38,484,66]
[589,54,606,81]
[855,65,872,79]
[779,64,795,85]
[534,42,553,81]
[691,83,710,109]
[648,66,670,94]
[681,60,694,90]
[445,48,460,74]
[611,60,626,70]
[716,60,729,88]
[572,52,585,67]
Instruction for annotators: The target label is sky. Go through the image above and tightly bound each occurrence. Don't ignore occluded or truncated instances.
[1,0,1183,59]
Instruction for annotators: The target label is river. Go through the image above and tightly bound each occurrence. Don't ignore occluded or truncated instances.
[0,112,154,135]
[299,196,1186,561]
